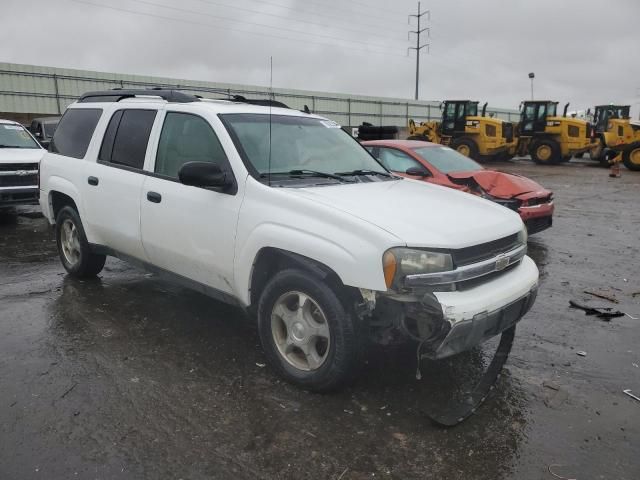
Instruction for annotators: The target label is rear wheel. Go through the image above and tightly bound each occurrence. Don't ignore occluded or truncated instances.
[450,137,479,160]
[530,139,561,164]
[623,145,640,171]
[257,269,363,392]
[55,206,106,278]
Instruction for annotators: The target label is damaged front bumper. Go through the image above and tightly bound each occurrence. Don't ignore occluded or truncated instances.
[519,202,554,234]
[371,255,539,359]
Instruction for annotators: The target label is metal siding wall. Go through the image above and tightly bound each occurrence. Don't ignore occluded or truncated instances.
[0,62,519,125]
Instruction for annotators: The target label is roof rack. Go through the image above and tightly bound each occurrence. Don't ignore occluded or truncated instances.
[230,95,290,109]
[78,88,201,103]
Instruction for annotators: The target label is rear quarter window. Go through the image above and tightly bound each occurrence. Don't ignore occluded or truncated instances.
[50,108,103,159]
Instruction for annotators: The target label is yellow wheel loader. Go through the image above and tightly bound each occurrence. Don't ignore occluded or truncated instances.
[515,101,598,165]
[588,105,640,171]
[408,100,516,161]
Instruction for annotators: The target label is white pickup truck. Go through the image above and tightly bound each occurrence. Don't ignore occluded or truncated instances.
[39,90,538,392]
[0,119,45,210]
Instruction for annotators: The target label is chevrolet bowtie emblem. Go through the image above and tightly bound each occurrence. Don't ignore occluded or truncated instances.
[15,170,30,176]
[495,254,510,271]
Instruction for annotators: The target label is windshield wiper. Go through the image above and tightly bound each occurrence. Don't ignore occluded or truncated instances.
[334,169,393,177]
[0,145,34,148]
[262,170,355,183]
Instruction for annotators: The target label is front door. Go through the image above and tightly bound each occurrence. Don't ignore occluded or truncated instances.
[140,111,243,294]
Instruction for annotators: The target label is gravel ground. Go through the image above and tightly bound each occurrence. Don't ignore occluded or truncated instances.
[1,158,639,480]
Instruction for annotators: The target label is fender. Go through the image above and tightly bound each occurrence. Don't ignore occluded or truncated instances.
[44,176,83,224]
[234,222,388,306]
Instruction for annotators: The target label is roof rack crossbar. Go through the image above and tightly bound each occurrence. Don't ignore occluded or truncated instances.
[78,89,201,103]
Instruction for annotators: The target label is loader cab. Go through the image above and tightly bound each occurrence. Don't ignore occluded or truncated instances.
[441,100,479,135]
[593,105,631,133]
[519,101,558,136]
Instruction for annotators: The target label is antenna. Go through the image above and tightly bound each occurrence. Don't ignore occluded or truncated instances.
[268,56,273,187]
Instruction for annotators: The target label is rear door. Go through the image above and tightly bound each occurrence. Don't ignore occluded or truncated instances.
[81,108,158,260]
[139,110,242,294]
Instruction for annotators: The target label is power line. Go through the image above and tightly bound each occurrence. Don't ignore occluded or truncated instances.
[235,0,409,34]
[112,0,402,52]
[408,2,429,100]
[191,0,408,45]
[342,0,409,16]
[71,0,408,57]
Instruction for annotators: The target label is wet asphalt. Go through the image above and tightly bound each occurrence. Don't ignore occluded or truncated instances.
[1,159,639,480]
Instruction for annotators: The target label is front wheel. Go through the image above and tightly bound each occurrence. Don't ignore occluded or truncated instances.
[55,206,106,278]
[257,269,363,392]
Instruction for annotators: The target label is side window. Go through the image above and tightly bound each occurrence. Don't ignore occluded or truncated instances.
[155,112,228,178]
[537,105,547,120]
[99,109,157,169]
[50,109,103,159]
[377,148,423,172]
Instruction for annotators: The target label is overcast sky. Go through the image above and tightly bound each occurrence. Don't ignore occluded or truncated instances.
[1,0,639,110]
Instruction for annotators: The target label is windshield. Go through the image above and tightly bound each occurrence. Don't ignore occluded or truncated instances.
[413,146,483,173]
[0,123,40,148]
[221,114,387,178]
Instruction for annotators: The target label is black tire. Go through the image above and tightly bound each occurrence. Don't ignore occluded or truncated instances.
[623,145,640,171]
[530,139,561,164]
[55,206,106,278]
[257,268,363,392]
[450,137,479,160]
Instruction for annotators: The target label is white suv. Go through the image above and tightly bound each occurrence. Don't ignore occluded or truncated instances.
[39,89,538,392]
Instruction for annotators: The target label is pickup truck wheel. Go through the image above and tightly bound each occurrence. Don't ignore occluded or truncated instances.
[257,269,362,392]
[55,206,106,278]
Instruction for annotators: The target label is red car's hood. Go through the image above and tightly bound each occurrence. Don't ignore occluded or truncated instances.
[447,170,551,200]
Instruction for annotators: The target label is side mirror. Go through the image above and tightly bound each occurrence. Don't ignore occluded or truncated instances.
[405,166,429,177]
[178,161,230,189]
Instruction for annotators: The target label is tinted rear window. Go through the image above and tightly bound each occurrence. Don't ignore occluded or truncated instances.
[51,109,102,159]
[100,109,156,169]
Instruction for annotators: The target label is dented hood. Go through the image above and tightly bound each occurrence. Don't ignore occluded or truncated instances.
[288,178,522,249]
[447,170,551,200]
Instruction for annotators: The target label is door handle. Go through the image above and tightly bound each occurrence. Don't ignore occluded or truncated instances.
[147,191,162,204]
[88,176,99,186]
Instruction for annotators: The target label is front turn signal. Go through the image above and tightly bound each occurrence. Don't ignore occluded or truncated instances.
[383,250,397,289]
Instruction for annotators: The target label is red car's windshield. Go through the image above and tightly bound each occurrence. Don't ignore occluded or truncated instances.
[413,146,483,174]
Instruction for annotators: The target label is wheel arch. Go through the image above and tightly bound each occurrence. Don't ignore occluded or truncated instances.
[46,177,82,223]
[247,247,361,314]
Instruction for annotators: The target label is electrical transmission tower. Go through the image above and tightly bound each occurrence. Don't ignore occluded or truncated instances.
[408,2,430,100]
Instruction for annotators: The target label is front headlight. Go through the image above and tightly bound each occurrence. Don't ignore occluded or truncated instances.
[382,248,453,290]
[517,227,528,245]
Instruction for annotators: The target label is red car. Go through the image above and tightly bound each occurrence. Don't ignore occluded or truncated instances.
[363,140,554,234]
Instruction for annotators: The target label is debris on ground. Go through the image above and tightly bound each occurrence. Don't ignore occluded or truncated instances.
[548,464,577,480]
[543,382,569,409]
[576,351,587,357]
[569,300,625,320]
[583,289,619,303]
[622,389,640,403]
